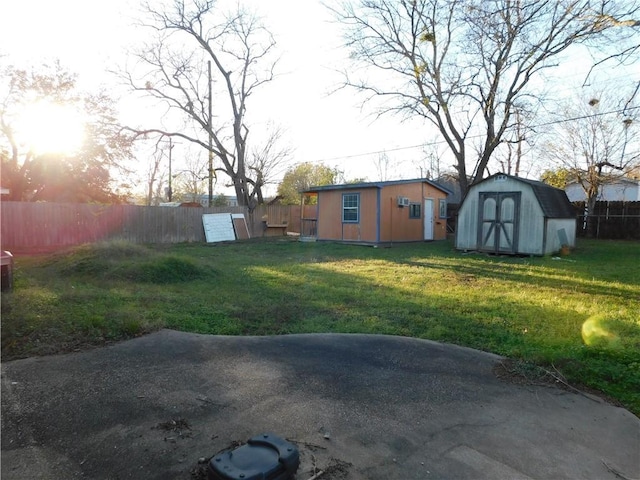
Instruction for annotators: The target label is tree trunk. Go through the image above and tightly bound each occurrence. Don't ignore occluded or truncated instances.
[586,194,599,238]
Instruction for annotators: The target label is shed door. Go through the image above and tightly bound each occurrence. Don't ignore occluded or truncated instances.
[478,192,520,253]
[424,198,434,240]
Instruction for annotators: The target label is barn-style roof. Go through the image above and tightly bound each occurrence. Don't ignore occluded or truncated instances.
[471,174,576,218]
[304,178,452,195]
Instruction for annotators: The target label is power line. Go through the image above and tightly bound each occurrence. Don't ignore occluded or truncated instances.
[534,105,639,129]
[303,105,640,164]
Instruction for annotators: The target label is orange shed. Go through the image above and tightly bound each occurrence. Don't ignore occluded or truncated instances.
[302,179,451,244]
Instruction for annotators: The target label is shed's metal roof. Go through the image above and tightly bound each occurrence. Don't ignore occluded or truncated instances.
[471,174,576,218]
[303,178,452,195]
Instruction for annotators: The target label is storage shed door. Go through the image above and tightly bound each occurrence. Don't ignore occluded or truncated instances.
[477,192,520,254]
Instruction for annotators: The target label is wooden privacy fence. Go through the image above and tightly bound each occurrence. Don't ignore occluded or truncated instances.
[1,202,316,253]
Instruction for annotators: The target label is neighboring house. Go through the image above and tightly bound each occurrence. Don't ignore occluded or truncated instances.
[456,173,577,256]
[158,202,204,207]
[189,194,239,207]
[302,178,451,245]
[565,178,640,202]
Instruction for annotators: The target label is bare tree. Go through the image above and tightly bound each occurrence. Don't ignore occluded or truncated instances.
[123,0,279,210]
[414,142,443,179]
[153,171,168,205]
[496,109,531,177]
[539,92,639,225]
[582,15,640,107]
[331,0,639,195]
[173,151,209,203]
[247,124,294,203]
[374,151,396,181]
[144,138,170,206]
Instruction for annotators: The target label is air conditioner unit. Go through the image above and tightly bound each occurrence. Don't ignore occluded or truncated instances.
[397,196,410,207]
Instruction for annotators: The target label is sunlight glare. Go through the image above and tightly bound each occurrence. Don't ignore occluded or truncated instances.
[16,101,85,155]
[581,315,619,347]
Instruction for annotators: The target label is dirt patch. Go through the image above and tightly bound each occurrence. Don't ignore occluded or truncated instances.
[0,328,152,362]
[189,458,210,480]
[320,458,354,479]
[155,418,192,432]
[493,359,558,387]
[493,358,624,408]
[153,418,193,442]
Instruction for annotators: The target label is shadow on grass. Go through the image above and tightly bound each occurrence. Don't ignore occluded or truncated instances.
[211,258,583,356]
[193,242,638,414]
[2,238,638,414]
[396,257,638,300]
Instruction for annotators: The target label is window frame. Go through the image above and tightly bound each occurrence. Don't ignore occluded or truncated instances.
[409,203,421,219]
[342,193,360,223]
[439,199,447,218]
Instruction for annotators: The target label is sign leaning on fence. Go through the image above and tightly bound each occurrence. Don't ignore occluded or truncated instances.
[231,213,251,240]
[202,213,250,243]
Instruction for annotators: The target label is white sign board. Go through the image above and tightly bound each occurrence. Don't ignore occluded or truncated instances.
[202,214,236,243]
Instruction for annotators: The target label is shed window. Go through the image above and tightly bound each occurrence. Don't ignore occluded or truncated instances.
[342,193,359,223]
[483,197,496,220]
[439,199,447,218]
[409,203,421,219]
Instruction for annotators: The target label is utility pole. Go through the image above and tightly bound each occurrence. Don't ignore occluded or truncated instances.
[168,137,174,202]
[208,60,214,207]
[514,110,522,177]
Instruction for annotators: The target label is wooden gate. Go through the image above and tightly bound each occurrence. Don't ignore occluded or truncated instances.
[478,192,520,254]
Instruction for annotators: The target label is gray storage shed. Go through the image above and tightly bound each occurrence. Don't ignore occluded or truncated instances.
[456,173,577,256]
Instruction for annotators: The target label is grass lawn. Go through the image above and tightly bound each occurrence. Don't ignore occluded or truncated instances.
[2,238,639,415]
